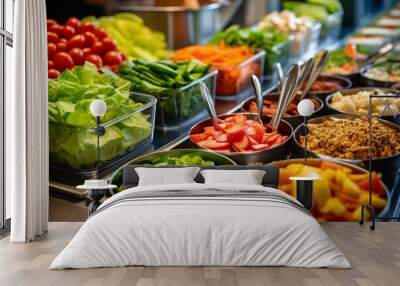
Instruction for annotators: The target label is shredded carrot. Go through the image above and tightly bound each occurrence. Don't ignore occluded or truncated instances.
[170,43,259,95]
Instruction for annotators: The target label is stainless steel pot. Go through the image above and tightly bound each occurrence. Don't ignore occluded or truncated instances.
[189,112,293,165]
[325,87,400,124]
[240,92,324,129]
[106,0,233,49]
[292,114,400,189]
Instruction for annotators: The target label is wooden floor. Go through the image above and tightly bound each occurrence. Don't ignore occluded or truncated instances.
[0,222,399,286]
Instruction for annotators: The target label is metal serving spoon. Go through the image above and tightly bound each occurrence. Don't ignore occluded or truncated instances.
[301,50,329,99]
[199,82,222,131]
[271,64,301,130]
[251,75,264,125]
[275,62,284,93]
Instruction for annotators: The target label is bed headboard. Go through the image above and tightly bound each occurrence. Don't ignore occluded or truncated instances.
[122,165,280,189]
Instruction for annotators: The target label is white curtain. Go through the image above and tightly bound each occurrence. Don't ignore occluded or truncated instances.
[8,0,49,242]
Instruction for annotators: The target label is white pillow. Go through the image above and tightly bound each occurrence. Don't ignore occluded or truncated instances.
[200,169,266,185]
[135,167,200,186]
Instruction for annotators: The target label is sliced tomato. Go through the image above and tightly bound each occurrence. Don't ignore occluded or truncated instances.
[250,125,265,143]
[248,136,259,145]
[224,116,236,123]
[234,114,247,125]
[218,122,233,130]
[215,134,228,142]
[264,133,280,144]
[226,125,245,142]
[191,133,207,143]
[251,144,269,151]
[232,135,250,152]
[198,140,230,150]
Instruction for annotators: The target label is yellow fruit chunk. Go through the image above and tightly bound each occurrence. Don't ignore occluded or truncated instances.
[360,192,386,209]
[320,198,346,215]
[348,173,369,181]
[286,163,304,176]
[313,179,331,210]
[352,206,370,221]
[322,169,336,182]
[342,178,361,198]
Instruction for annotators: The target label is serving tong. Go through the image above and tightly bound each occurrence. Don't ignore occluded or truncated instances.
[359,42,395,69]
[251,75,264,125]
[300,50,329,99]
[271,64,302,130]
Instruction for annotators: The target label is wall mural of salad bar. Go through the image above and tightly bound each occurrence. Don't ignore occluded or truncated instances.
[47,0,400,222]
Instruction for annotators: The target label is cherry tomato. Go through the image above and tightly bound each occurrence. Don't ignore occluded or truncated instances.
[47,19,58,29]
[48,60,54,69]
[67,34,85,49]
[48,43,57,59]
[62,25,76,40]
[95,28,108,40]
[83,32,97,47]
[48,24,63,35]
[48,69,60,79]
[83,47,92,58]
[66,17,80,30]
[85,54,103,67]
[120,52,127,61]
[102,38,117,53]
[53,52,74,71]
[68,48,85,65]
[91,41,104,55]
[103,51,123,66]
[47,32,59,44]
[78,22,96,34]
[56,41,67,52]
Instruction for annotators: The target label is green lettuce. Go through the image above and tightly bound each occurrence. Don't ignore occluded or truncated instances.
[49,63,153,169]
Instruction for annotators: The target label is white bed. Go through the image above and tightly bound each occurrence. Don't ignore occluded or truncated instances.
[50,181,351,269]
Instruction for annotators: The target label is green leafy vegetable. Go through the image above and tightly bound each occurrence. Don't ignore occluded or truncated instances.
[82,13,170,61]
[49,63,153,169]
[208,25,289,73]
[119,59,211,125]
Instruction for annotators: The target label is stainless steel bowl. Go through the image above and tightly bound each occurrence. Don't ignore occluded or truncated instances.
[272,158,391,220]
[360,64,400,88]
[303,74,352,99]
[292,114,400,189]
[106,0,230,49]
[240,92,324,129]
[189,112,293,165]
[325,87,400,124]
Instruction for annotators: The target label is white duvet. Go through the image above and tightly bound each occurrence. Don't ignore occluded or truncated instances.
[50,183,351,269]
